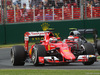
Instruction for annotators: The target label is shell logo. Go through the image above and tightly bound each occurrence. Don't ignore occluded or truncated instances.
[41,23,50,31]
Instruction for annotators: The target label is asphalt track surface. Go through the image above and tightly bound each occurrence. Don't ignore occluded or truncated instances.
[0,48,100,69]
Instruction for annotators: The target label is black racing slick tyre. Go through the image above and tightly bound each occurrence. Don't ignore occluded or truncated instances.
[32,45,46,66]
[82,43,95,65]
[97,40,100,55]
[11,45,26,66]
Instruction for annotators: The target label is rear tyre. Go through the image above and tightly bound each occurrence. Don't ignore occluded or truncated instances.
[32,45,46,66]
[82,43,95,65]
[11,45,26,66]
[96,40,100,55]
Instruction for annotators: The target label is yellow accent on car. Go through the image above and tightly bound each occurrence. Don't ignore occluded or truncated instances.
[63,50,69,52]
[89,55,92,57]
[48,45,50,50]
[29,49,32,55]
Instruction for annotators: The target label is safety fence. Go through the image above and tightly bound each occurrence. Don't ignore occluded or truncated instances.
[87,6,100,18]
[1,6,100,24]
[6,7,80,23]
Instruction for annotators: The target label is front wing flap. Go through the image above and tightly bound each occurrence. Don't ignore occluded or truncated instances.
[38,55,96,64]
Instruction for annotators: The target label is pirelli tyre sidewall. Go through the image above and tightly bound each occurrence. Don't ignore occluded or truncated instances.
[32,45,46,66]
[82,43,95,65]
[97,40,100,55]
[11,45,26,66]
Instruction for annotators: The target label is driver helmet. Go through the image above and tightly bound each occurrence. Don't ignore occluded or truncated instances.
[49,37,57,43]
[68,35,79,41]
[70,31,80,36]
[68,35,74,40]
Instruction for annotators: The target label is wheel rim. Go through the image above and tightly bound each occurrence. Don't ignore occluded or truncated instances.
[32,46,37,64]
[11,50,14,64]
[81,45,85,50]
[32,53,36,63]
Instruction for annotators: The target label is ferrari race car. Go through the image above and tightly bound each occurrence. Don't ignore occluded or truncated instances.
[10,29,99,66]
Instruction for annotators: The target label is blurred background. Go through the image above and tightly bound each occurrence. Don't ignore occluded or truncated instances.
[0,0,100,44]
[1,0,100,24]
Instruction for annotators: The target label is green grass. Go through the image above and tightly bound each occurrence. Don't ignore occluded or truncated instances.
[0,43,24,48]
[0,38,95,48]
[86,38,94,43]
[0,43,34,48]
[97,56,100,59]
[0,70,100,75]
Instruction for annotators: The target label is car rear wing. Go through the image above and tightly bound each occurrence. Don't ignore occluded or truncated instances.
[24,31,49,50]
[77,29,97,34]
[77,29,98,44]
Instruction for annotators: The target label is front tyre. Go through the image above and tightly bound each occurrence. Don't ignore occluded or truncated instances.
[32,45,46,66]
[82,43,95,65]
[11,45,26,66]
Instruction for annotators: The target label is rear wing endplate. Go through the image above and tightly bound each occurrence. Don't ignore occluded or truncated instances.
[24,31,49,50]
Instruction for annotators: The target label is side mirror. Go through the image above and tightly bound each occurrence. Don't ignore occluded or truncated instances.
[57,37,61,40]
[40,40,45,43]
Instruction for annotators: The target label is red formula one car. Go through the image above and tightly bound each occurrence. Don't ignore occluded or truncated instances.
[11,30,97,66]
